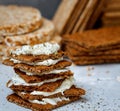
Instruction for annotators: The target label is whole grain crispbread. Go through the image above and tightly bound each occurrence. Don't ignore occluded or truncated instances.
[16,85,85,100]
[7,93,81,111]
[4,18,55,46]
[0,5,42,36]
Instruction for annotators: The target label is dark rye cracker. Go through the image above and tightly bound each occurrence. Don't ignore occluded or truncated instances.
[14,68,73,83]
[66,45,120,56]
[7,79,64,92]
[4,60,72,75]
[63,40,120,52]
[16,85,85,100]
[69,55,120,61]
[8,50,65,63]
[73,59,120,65]
[7,93,80,111]
[63,27,120,50]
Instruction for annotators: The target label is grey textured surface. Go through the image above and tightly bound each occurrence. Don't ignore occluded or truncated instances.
[0,0,61,19]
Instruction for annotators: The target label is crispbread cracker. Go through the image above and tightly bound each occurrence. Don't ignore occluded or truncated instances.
[5,19,55,46]
[0,5,42,36]
[7,93,80,111]
[8,79,64,92]
[3,59,72,74]
[70,55,120,61]
[78,0,98,32]
[7,50,65,63]
[63,27,120,50]
[63,0,88,34]
[66,45,120,56]
[14,60,72,74]
[63,40,120,51]
[53,0,79,34]
[16,85,85,100]
[86,0,105,29]
[72,0,97,33]
[14,68,73,83]
[73,59,120,65]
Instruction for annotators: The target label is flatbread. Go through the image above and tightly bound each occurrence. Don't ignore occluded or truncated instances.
[14,68,73,83]
[7,93,80,111]
[16,85,85,100]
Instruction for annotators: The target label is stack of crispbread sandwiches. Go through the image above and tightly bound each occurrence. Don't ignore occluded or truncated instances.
[3,42,85,111]
[0,5,61,61]
[62,26,120,65]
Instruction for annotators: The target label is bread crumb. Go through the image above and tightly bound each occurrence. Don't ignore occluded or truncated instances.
[117,76,120,82]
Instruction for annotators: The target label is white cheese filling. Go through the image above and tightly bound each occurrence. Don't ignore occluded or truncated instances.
[10,57,63,66]
[11,42,60,55]
[29,97,69,105]
[8,74,63,87]
[25,68,70,76]
[21,76,74,96]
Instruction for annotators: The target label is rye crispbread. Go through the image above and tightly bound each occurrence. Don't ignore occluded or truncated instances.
[7,93,80,111]
[16,85,85,100]
[14,68,73,83]
[3,60,72,74]
[6,50,65,63]
[63,27,120,50]
[7,79,64,92]
[66,45,120,56]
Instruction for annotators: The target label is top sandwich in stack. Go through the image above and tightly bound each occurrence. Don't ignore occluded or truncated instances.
[62,26,120,65]
[3,42,85,111]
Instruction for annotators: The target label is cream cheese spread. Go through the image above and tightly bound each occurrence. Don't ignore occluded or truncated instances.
[28,76,74,96]
[7,74,63,87]
[29,97,69,105]
[11,42,60,55]
[10,57,63,66]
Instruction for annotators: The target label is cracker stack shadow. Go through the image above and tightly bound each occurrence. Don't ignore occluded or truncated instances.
[3,42,85,111]
[62,26,120,65]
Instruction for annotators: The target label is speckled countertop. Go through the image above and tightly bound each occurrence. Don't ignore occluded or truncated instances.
[0,63,120,111]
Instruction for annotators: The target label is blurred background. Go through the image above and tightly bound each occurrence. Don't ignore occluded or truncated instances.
[0,0,61,19]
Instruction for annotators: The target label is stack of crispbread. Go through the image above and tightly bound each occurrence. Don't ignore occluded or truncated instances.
[0,5,61,62]
[100,0,120,27]
[3,42,85,111]
[62,27,120,65]
[53,0,105,34]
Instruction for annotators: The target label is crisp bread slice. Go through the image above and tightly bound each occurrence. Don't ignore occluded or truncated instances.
[3,60,71,74]
[63,0,88,34]
[69,55,120,62]
[4,18,55,46]
[86,0,105,29]
[7,93,80,111]
[63,40,120,52]
[72,59,120,65]
[7,79,64,92]
[52,0,79,34]
[7,50,65,63]
[63,27,120,50]
[16,85,85,100]
[66,45,120,56]
[0,5,42,36]
[14,68,73,83]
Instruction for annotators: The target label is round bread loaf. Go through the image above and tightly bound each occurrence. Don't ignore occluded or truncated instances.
[0,5,42,36]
